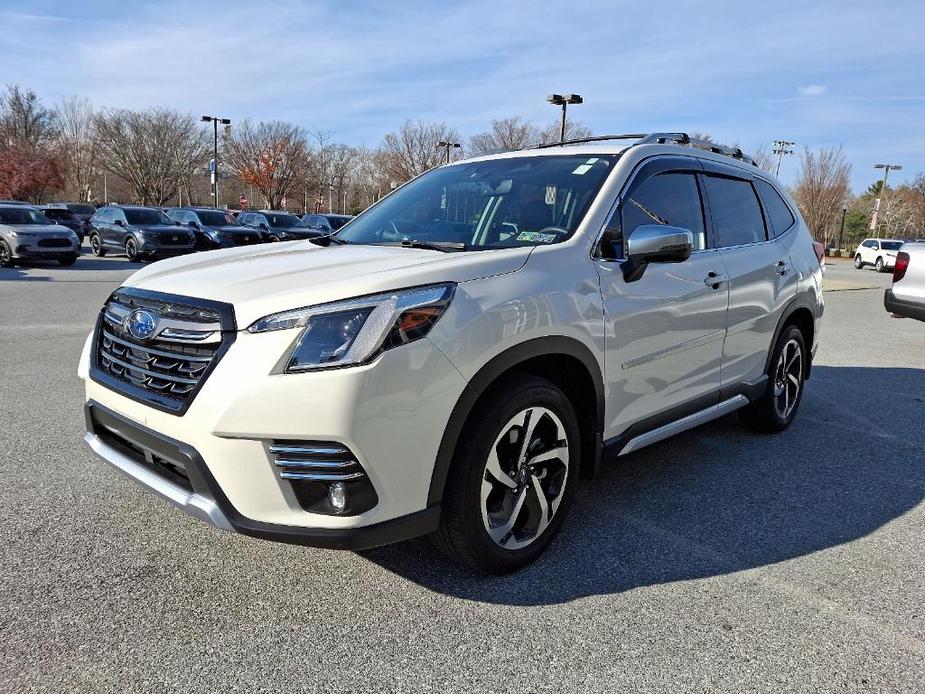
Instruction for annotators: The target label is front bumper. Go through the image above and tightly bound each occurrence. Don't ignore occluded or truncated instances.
[14,240,81,259]
[83,401,440,548]
[79,322,467,545]
[885,288,925,322]
[137,237,196,256]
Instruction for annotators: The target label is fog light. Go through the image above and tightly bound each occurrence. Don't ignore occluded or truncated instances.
[328,482,347,512]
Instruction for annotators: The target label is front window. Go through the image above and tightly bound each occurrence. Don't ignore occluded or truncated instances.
[0,207,50,225]
[337,155,617,249]
[196,210,239,226]
[124,208,172,225]
[881,241,902,251]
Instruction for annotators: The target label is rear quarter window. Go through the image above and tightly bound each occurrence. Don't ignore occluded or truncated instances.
[754,179,795,237]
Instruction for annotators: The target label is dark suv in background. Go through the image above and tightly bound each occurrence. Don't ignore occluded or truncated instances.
[36,205,87,242]
[301,213,353,233]
[238,210,321,242]
[88,206,196,261]
[166,207,264,250]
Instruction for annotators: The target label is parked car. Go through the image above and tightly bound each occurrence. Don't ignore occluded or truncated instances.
[166,207,265,250]
[238,210,321,241]
[87,205,196,261]
[0,204,81,267]
[301,213,353,233]
[0,199,34,206]
[35,205,87,242]
[884,242,925,321]
[853,238,903,272]
[79,132,823,573]
[51,202,97,235]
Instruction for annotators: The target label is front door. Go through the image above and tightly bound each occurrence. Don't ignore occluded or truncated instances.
[595,161,728,439]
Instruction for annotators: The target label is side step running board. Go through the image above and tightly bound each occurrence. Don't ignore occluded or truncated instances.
[618,395,749,456]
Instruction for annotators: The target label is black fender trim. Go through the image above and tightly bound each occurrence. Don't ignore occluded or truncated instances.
[762,294,820,381]
[426,336,605,507]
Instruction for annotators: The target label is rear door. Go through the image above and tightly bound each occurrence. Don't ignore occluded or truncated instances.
[700,163,799,393]
[595,156,729,436]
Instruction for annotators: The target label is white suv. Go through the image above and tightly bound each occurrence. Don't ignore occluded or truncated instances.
[854,238,903,272]
[79,133,824,573]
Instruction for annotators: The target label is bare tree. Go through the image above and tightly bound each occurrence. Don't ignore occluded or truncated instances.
[95,108,208,205]
[469,116,538,155]
[223,120,311,209]
[0,85,63,201]
[379,120,463,182]
[791,146,852,244]
[536,119,592,145]
[751,144,776,173]
[54,96,100,202]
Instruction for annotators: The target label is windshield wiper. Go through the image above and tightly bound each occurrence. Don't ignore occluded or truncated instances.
[309,233,348,246]
[398,239,466,252]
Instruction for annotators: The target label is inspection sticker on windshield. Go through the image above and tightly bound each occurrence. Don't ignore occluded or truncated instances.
[572,157,599,175]
[517,231,558,243]
[545,185,557,205]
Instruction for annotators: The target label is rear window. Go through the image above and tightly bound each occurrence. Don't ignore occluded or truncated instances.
[881,241,903,251]
[703,176,767,247]
[754,179,795,237]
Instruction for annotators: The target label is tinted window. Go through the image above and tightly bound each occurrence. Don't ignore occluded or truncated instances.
[881,241,902,251]
[703,176,767,247]
[612,172,706,253]
[754,179,795,237]
[196,210,237,226]
[124,208,171,225]
[67,204,96,215]
[0,207,49,224]
[328,216,351,230]
[266,213,303,227]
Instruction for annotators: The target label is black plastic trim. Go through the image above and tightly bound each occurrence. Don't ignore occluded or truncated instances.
[85,401,439,550]
[885,288,925,322]
[88,287,237,416]
[426,336,605,506]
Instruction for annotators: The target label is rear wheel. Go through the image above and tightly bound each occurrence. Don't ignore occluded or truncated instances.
[854,254,863,269]
[57,254,78,267]
[125,237,139,262]
[875,256,885,272]
[739,324,807,432]
[268,234,280,243]
[89,233,106,257]
[0,240,14,268]
[432,375,579,574]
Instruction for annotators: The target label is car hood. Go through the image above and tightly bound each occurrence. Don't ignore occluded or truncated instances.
[1,223,75,235]
[121,241,532,327]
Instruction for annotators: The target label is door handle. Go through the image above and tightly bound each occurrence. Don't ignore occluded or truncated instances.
[704,271,726,289]
[775,260,789,275]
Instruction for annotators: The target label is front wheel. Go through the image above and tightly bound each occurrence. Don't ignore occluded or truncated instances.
[432,375,579,574]
[89,233,106,257]
[268,234,280,243]
[0,240,14,268]
[739,324,807,433]
[125,237,139,262]
[854,254,863,269]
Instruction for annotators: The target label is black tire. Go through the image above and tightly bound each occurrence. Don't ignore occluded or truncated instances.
[738,324,807,433]
[125,237,139,262]
[89,233,106,257]
[268,234,280,243]
[57,254,78,267]
[875,257,885,272]
[432,375,580,574]
[854,254,863,269]
[0,240,14,268]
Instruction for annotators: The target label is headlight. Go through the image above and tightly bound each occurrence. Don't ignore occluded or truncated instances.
[248,283,455,372]
[10,231,33,238]
[206,229,222,241]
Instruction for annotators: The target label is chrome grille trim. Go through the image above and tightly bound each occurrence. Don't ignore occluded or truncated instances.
[99,348,199,385]
[102,329,213,362]
[278,471,366,482]
[273,458,359,470]
[267,444,351,456]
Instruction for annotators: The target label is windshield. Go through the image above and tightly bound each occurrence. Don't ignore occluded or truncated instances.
[67,204,95,215]
[198,210,239,226]
[125,208,172,225]
[42,209,76,220]
[881,241,903,251]
[0,207,51,225]
[337,155,617,249]
[266,213,303,227]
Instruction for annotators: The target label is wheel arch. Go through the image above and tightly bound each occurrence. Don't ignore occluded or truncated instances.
[426,336,605,507]
[765,298,817,381]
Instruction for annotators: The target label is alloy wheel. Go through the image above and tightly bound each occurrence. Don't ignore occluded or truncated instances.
[0,242,10,267]
[480,407,569,550]
[773,338,803,419]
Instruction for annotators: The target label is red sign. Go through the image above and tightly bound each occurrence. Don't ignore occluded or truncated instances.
[239,193,248,210]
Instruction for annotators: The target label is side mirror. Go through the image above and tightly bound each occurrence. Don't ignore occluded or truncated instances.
[114,219,124,226]
[188,221,199,229]
[622,224,693,282]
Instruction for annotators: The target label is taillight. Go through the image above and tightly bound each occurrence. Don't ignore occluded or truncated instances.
[893,252,910,283]
[812,241,825,267]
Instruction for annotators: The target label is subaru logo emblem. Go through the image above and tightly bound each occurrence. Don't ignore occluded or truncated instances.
[126,309,159,341]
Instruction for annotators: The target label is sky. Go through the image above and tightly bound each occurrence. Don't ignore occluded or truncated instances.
[1,0,923,193]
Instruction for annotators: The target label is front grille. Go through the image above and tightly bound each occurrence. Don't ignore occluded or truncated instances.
[156,232,189,245]
[92,288,235,414]
[38,238,72,247]
[232,234,259,245]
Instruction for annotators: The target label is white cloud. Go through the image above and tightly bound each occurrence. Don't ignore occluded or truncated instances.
[798,84,828,96]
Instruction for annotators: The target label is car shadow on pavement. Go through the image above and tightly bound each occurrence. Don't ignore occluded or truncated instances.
[361,365,925,604]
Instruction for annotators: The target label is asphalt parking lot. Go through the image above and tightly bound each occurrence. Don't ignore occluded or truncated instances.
[1,252,923,693]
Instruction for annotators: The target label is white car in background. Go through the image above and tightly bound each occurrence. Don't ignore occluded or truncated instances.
[853,238,903,272]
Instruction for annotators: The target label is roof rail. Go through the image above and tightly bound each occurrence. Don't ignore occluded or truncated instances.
[529,131,758,167]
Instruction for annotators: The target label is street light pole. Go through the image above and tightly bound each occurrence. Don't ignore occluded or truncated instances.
[870,163,902,233]
[436,140,461,164]
[201,115,231,207]
[772,140,795,177]
[547,93,583,142]
[838,204,847,254]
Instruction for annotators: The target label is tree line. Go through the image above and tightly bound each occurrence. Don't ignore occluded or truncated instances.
[1,83,922,243]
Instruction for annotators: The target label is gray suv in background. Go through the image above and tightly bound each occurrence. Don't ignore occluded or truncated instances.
[0,204,81,267]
